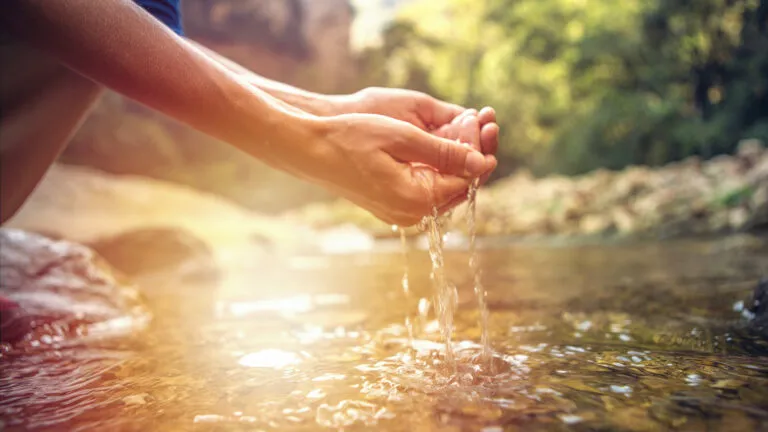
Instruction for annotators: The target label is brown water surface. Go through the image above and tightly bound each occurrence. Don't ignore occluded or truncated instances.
[1,235,767,431]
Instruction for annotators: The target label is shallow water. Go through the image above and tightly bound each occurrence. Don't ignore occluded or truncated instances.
[2,235,768,431]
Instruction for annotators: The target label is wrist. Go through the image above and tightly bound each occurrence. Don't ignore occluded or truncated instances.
[238,94,333,176]
[242,75,346,118]
[315,93,356,116]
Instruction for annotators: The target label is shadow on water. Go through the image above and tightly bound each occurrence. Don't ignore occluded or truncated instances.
[1,235,767,431]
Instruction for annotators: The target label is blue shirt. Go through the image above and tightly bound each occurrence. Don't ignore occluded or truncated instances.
[134,0,183,36]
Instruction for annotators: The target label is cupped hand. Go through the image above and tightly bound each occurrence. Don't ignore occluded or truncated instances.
[339,87,499,158]
[314,113,497,226]
[434,107,499,189]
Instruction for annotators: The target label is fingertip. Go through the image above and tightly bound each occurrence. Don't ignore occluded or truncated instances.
[465,150,486,176]
[460,114,479,129]
[478,107,496,125]
[480,122,500,155]
[453,109,478,125]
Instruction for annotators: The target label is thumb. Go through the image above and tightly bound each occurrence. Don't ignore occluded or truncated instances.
[389,128,490,178]
[419,95,465,128]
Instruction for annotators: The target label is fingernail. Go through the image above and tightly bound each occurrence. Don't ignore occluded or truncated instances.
[465,151,486,176]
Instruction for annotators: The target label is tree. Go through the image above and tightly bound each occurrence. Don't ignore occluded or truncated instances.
[360,0,768,176]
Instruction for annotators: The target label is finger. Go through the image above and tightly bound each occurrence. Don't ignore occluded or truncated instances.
[433,108,477,140]
[478,106,496,126]
[420,97,465,129]
[480,122,499,156]
[433,123,454,140]
[457,115,481,152]
[388,128,491,178]
[452,108,477,125]
[478,155,497,186]
[436,118,464,140]
[478,171,492,188]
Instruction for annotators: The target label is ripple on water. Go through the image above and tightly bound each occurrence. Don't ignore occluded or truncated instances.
[2,237,768,431]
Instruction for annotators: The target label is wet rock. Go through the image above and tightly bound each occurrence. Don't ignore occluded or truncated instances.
[0,229,148,346]
[729,207,751,231]
[737,139,764,170]
[746,278,768,337]
[747,183,768,230]
[579,214,614,235]
[0,296,25,344]
[612,207,636,234]
[87,228,218,279]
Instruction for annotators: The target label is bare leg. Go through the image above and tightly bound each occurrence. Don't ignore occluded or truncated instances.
[0,42,103,224]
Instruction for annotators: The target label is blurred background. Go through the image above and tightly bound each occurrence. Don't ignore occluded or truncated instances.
[55,0,767,224]
[4,3,768,430]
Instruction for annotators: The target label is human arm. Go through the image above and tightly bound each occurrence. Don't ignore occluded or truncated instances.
[0,0,495,225]
[187,40,500,161]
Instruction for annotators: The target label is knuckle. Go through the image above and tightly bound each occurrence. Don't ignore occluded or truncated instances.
[437,141,452,171]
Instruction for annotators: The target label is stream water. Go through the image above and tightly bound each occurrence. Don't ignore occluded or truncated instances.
[1,233,767,431]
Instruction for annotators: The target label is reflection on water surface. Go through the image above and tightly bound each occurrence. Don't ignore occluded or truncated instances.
[1,236,767,431]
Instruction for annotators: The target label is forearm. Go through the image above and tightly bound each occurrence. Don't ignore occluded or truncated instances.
[187,39,342,117]
[0,0,323,169]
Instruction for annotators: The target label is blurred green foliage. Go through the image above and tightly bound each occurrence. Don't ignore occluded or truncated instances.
[357,0,768,176]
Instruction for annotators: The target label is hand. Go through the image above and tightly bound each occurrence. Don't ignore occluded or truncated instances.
[338,87,499,158]
[309,114,497,226]
[435,106,499,156]
[433,107,499,187]
[432,112,495,213]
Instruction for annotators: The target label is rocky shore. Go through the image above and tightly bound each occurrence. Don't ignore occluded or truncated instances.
[289,140,768,240]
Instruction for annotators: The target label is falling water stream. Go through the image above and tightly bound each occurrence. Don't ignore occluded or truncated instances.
[467,177,492,366]
[401,174,492,375]
[421,209,458,372]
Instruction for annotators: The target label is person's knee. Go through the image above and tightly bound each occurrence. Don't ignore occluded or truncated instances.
[1,55,103,226]
[1,193,28,225]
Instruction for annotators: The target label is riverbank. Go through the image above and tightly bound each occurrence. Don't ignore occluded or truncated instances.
[288,140,768,239]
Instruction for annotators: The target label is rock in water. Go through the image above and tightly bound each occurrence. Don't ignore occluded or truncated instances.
[87,227,218,279]
[747,278,768,337]
[0,229,149,347]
